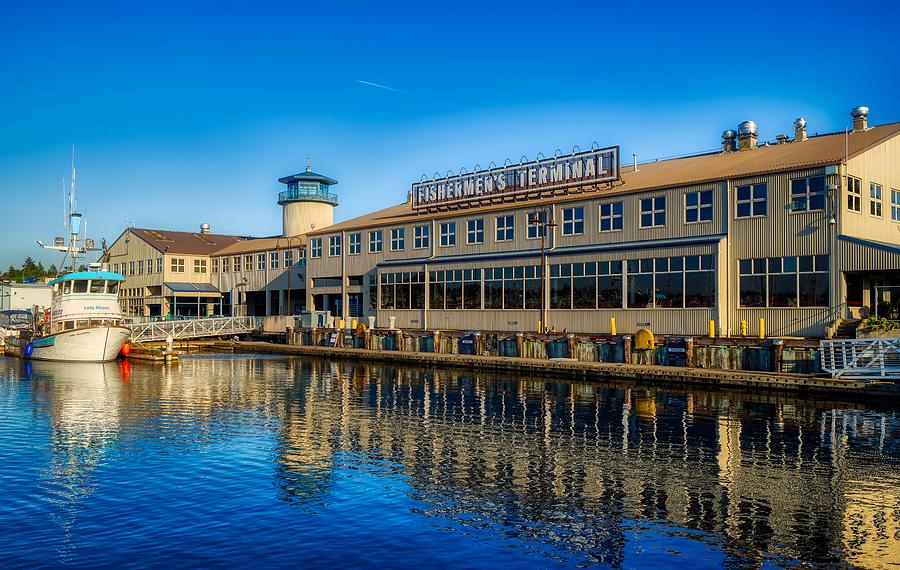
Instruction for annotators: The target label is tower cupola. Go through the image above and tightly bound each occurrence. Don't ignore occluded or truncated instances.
[277,160,338,237]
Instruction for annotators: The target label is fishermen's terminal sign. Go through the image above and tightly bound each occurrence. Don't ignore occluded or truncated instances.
[412,146,619,210]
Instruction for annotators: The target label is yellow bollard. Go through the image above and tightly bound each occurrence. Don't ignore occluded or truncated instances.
[337,319,344,330]
[537,320,542,334]
[758,318,765,339]
[610,317,617,336]
[740,319,748,336]
[350,318,358,330]
[708,320,716,338]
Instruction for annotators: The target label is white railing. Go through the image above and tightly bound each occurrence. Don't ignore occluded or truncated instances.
[820,338,900,380]
[127,316,258,342]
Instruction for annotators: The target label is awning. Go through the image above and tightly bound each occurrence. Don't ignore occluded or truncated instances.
[164,282,222,297]
[838,235,900,272]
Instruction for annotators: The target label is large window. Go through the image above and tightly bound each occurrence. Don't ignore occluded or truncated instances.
[390,228,405,251]
[369,231,383,253]
[547,262,624,310]
[640,197,666,228]
[684,190,713,223]
[194,259,207,273]
[414,224,429,249]
[310,239,322,259]
[483,266,541,310]
[380,271,425,310]
[627,255,715,308]
[599,202,623,232]
[495,215,514,241]
[561,207,584,235]
[329,235,341,257]
[892,189,900,222]
[440,222,456,247]
[736,183,767,218]
[428,269,475,310]
[467,219,484,245]
[847,176,862,212]
[349,233,361,255]
[739,255,829,307]
[171,258,185,273]
[790,175,825,212]
[870,183,883,217]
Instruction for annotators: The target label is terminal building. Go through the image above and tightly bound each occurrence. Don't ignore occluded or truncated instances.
[106,164,338,318]
[305,107,900,337]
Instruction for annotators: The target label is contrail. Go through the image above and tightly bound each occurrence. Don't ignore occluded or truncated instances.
[356,79,412,96]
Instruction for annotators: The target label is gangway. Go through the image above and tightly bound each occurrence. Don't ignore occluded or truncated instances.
[127,316,259,343]
[819,338,900,380]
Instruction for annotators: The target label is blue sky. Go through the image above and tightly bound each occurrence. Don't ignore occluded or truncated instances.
[1,0,898,269]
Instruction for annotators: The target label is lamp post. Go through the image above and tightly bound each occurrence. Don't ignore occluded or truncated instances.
[527,207,556,333]
[275,235,303,316]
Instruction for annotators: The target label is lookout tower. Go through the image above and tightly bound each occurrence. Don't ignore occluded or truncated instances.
[277,161,339,236]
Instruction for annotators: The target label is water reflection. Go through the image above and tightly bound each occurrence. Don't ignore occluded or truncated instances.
[1,355,897,568]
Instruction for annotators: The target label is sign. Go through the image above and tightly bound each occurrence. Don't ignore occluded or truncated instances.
[411,146,620,210]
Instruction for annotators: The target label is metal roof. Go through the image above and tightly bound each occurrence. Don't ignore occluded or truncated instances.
[164,282,220,293]
[128,228,249,255]
[277,170,338,186]
[48,271,126,285]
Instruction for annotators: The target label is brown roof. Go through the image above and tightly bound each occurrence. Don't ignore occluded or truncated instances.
[310,122,900,235]
[130,228,248,255]
[212,234,308,256]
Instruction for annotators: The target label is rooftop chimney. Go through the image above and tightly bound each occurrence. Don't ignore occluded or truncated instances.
[794,117,807,142]
[200,223,211,234]
[737,121,758,151]
[722,130,737,152]
[851,106,869,131]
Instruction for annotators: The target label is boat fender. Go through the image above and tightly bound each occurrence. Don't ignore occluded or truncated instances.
[120,343,131,357]
[24,343,34,357]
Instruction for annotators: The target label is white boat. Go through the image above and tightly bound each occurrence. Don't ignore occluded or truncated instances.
[5,150,131,362]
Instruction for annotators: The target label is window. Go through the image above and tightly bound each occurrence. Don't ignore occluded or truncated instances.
[847,176,862,212]
[467,219,484,244]
[194,259,207,273]
[390,228,405,251]
[736,183,767,218]
[439,222,456,247]
[146,259,152,274]
[349,233,361,255]
[640,197,666,228]
[270,251,280,269]
[74,280,88,293]
[414,225,429,249]
[222,256,231,272]
[562,207,584,235]
[495,215,514,241]
[212,258,219,273]
[156,258,163,273]
[283,250,293,268]
[329,235,341,257]
[527,213,545,239]
[129,261,135,275]
[89,280,104,294]
[113,263,119,274]
[171,258,185,273]
[380,272,426,310]
[482,266,539,310]
[870,183,883,217]
[368,231,383,253]
[599,202,623,232]
[257,253,265,270]
[892,189,900,222]
[137,260,144,275]
[790,175,825,212]
[245,255,253,271]
[684,190,713,223]
[310,238,322,259]
[627,255,715,308]
[739,255,828,307]
[232,256,241,272]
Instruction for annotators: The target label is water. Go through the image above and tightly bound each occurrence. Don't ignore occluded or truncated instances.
[0,355,897,569]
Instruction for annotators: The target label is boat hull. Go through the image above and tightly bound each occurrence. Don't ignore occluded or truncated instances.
[7,326,130,362]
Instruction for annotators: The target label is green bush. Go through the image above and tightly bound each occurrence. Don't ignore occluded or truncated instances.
[860,317,900,333]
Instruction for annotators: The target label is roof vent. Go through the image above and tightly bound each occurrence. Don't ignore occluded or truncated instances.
[721,130,737,152]
[851,106,869,131]
[775,134,789,144]
[793,117,807,142]
[737,121,758,151]
[200,223,211,234]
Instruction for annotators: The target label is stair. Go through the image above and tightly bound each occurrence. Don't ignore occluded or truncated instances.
[834,319,862,339]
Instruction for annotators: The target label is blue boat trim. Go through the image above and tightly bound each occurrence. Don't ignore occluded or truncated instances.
[377,234,726,268]
[49,271,126,285]
[31,336,56,348]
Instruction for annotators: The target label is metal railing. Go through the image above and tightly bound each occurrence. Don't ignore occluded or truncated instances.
[277,187,339,205]
[820,337,900,380]
[127,316,258,342]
